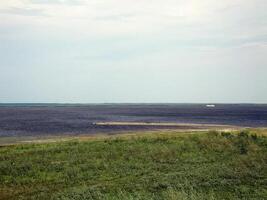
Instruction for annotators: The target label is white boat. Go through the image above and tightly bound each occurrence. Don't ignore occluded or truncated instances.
[206,104,215,108]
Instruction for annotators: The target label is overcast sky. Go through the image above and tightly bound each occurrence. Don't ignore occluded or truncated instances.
[0,0,266,103]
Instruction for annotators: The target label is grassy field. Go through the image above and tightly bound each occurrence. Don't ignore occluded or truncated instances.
[0,130,266,200]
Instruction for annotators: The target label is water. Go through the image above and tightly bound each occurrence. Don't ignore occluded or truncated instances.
[0,104,266,136]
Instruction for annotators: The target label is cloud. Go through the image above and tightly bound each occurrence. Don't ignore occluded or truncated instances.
[0,0,267,103]
[30,0,84,6]
[94,14,136,22]
[0,7,46,16]
[0,0,266,47]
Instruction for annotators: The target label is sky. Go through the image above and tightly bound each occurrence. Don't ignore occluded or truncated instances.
[0,0,267,103]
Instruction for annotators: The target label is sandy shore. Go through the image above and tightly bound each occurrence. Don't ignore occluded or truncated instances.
[95,121,240,129]
[3,122,264,146]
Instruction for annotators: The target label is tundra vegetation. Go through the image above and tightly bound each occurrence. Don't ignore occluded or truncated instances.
[0,130,266,200]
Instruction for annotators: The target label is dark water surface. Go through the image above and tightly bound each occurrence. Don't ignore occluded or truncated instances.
[0,104,267,136]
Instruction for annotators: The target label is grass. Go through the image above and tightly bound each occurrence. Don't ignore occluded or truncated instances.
[0,130,266,199]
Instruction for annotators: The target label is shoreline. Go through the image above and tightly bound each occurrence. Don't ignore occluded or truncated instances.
[94,121,241,128]
[1,123,266,146]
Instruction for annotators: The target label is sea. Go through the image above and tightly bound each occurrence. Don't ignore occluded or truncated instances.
[0,104,266,137]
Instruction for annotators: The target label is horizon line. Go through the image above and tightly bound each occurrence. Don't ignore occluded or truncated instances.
[0,102,267,105]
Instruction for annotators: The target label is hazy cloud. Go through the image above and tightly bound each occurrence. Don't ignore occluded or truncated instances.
[94,14,136,22]
[0,7,46,16]
[0,0,267,103]
[30,0,84,6]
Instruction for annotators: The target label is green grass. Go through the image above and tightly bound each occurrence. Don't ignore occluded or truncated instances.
[0,130,267,200]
